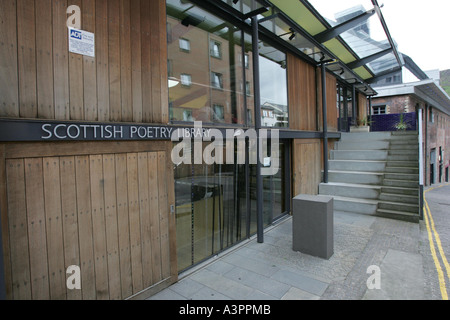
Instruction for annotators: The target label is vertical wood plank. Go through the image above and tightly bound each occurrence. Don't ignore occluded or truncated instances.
[6,159,31,300]
[102,154,122,300]
[89,155,109,300]
[59,156,82,300]
[157,152,171,279]
[108,0,122,122]
[0,0,19,117]
[140,0,152,123]
[120,0,133,122]
[149,0,161,123]
[36,0,54,119]
[137,152,153,288]
[53,0,70,120]
[115,153,133,298]
[159,0,169,123]
[17,0,37,118]
[96,0,110,121]
[148,152,162,283]
[127,153,143,293]
[130,0,142,123]
[0,146,13,299]
[24,158,50,299]
[82,0,98,121]
[43,157,66,300]
[165,142,178,281]
[69,0,84,120]
[75,155,96,300]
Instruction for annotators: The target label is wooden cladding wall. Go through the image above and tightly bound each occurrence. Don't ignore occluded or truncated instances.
[292,139,321,196]
[287,53,317,131]
[357,92,368,121]
[1,142,176,300]
[0,0,168,123]
[318,72,338,132]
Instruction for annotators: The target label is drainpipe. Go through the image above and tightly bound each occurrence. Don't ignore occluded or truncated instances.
[425,104,428,186]
[321,63,329,183]
[251,15,264,244]
[418,107,424,220]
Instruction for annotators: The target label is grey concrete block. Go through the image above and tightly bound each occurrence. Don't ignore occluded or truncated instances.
[292,194,334,260]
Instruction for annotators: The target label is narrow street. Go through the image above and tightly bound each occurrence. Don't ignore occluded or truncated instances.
[422,183,450,300]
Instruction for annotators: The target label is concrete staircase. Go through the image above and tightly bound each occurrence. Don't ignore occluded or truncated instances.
[319,131,420,223]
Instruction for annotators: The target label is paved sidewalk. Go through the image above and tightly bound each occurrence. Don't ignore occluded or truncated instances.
[149,201,431,300]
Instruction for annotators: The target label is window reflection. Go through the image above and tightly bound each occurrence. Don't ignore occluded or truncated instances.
[167,0,288,127]
[167,0,251,125]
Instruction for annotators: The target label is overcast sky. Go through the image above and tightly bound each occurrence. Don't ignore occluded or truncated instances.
[309,0,450,72]
[381,0,450,72]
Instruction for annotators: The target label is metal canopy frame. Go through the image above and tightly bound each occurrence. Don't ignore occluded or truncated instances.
[296,0,404,88]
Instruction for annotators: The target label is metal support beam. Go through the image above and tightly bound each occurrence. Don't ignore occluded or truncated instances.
[252,15,264,244]
[347,48,393,70]
[352,84,357,125]
[371,0,403,67]
[321,63,329,183]
[314,9,376,43]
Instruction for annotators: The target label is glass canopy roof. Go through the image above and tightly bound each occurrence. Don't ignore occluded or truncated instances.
[195,0,405,96]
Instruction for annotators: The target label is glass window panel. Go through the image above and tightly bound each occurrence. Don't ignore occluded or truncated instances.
[174,141,249,272]
[259,42,288,128]
[167,0,250,125]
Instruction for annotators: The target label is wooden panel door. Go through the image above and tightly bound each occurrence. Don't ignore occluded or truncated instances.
[1,142,176,300]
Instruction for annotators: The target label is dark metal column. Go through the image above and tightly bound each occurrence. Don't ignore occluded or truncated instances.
[321,63,329,183]
[352,84,357,125]
[251,16,264,244]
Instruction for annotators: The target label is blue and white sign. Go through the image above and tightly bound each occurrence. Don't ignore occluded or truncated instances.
[68,27,95,58]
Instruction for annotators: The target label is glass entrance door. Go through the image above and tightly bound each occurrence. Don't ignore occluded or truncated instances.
[174,139,290,272]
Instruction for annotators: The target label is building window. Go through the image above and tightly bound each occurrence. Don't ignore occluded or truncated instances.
[211,72,223,90]
[373,105,386,115]
[213,104,224,121]
[246,82,251,96]
[180,74,192,87]
[210,40,222,58]
[183,109,193,121]
[179,38,190,52]
[244,54,249,69]
[430,107,434,123]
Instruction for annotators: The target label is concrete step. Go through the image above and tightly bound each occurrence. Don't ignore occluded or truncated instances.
[387,154,418,161]
[381,186,419,196]
[335,140,390,151]
[378,200,419,213]
[319,182,381,200]
[379,192,419,204]
[388,149,418,156]
[340,132,392,141]
[386,160,419,168]
[384,172,419,181]
[385,166,419,174]
[390,139,418,146]
[329,160,386,172]
[375,209,420,223]
[328,170,384,185]
[383,179,419,188]
[331,150,387,161]
[332,196,378,215]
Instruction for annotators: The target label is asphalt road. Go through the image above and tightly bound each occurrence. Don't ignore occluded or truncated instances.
[421,183,450,300]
